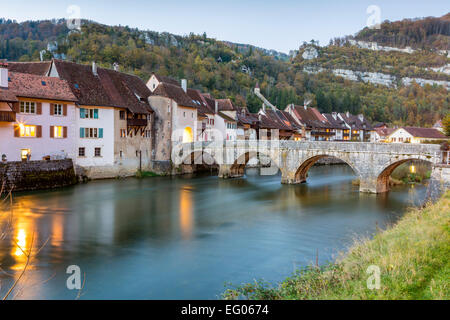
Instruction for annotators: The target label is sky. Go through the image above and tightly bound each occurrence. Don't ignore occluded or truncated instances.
[1,0,448,53]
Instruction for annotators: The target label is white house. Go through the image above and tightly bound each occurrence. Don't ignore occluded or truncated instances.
[387,127,448,144]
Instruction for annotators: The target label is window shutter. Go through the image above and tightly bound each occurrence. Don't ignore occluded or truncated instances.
[36,125,42,138]
[80,127,85,138]
[63,126,68,138]
[50,104,54,115]
[36,102,42,115]
[80,108,85,119]
[99,128,103,138]
[94,109,99,119]
[63,104,67,116]
[14,124,20,137]
[50,126,54,138]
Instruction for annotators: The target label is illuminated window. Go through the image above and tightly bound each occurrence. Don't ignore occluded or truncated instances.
[54,104,63,116]
[54,126,63,138]
[120,129,127,138]
[20,101,36,114]
[20,125,36,137]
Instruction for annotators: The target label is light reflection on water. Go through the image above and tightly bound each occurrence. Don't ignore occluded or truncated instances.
[0,165,426,299]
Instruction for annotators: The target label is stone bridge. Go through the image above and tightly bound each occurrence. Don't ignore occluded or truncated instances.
[174,141,445,194]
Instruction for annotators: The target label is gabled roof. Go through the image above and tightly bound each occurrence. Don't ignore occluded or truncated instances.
[8,61,51,76]
[153,73,180,87]
[399,127,447,139]
[375,127,395,138]
[339,112,373,130]
[1,71,77,103]
[291,105,331,129]
[150,82,197,108]
[217,99,237,111]
[322,113,348,129]
[264,109,301,131]
[52,60,152,113]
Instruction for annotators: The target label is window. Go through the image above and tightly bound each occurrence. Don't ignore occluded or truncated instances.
[21,149,31,160]
[78,147,85,157]
[94,148,101,157]
[80,108,99,119]
[144,130,151,138]
[183,112,186,117]
[20,125,36,137]
[20,101,36,114]
[80,127,103,138]
[120,151,123,158]
[54,104,63,116]
[53,126,64,138]
[119,111,125,120]
[120,129,127,138]
[192,113,194,118]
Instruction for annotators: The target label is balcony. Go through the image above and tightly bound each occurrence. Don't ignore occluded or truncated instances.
[127,118,148,127]
[311,131,335,136]
[0,111,16,122]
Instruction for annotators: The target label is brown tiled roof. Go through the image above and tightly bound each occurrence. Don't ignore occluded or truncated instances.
[8,61,51,76]
[153,74,180,87]
[292,105,331,129]
[187,89,214,115]
[401,127,447,139]
[375,127,395,137]
[264,109,301,131]
[0,88,19,102]
[339,112,373,130]
[217,99,237,111]
[53,60,152,113]
[3,71,77,102]
[322,113,348,129]
[150,82,197,108]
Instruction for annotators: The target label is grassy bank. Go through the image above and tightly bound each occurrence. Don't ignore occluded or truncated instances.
[224,191,450,300]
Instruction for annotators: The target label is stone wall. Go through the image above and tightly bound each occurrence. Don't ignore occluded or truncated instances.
[0,159,77,192]
[426,164,450,202]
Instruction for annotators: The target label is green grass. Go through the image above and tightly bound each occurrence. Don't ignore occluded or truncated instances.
[223,191,450,300]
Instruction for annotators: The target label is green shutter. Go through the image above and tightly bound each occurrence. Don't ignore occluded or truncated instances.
[80,127,85,138]
[99,128,103,138]
[94,109,99,119]
[80,108,85,119]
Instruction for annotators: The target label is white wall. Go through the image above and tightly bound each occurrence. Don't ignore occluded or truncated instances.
[76,106,115,167]
[0,101,77,162]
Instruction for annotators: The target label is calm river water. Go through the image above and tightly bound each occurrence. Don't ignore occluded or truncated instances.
[0,165,426,299]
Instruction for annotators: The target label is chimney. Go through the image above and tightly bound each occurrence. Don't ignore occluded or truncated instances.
[113,62,120,72]
[346,111,350,118]
[0,61,8,88]
[181,79,187,93]
[215,100,219,114]
[92,62,98,76]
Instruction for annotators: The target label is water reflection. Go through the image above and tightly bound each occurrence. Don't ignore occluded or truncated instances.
[0,165,426,299]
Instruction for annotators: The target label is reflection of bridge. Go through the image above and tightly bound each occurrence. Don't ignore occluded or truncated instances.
[175,141,448,194]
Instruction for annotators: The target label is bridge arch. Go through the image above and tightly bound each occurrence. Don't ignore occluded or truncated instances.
[229,150,281,178]
[293,154,360,184]
[178,150,219,174]
[376,157,433,193]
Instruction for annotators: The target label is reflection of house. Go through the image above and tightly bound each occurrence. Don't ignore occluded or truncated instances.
[387,127,448,144]
[147,75,198,161]
[0,62,77,162]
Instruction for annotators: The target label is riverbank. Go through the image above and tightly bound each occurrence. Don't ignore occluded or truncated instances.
[224,191,450,300]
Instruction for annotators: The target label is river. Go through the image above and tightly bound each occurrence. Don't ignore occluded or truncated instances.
[0,165,426,299]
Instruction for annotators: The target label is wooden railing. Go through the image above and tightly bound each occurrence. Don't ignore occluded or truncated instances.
[0,111,15,122]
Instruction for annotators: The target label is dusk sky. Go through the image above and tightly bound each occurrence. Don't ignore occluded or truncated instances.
[1,0,448,53]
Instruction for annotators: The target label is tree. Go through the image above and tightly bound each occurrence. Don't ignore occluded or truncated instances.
[443,114,450,137]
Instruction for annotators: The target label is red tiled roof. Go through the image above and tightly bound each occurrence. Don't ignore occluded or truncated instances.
[3,71,77,102]
[0,87,19,102]
[150,82,197,108]
[8,61,51,76]
[375,127,395,137]
[187,89,214,115]
[292,105,331,129]
[401,127,447,139]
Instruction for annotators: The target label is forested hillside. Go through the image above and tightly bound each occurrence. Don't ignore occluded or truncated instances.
[352,13,450,50]
[0,16,448,126]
